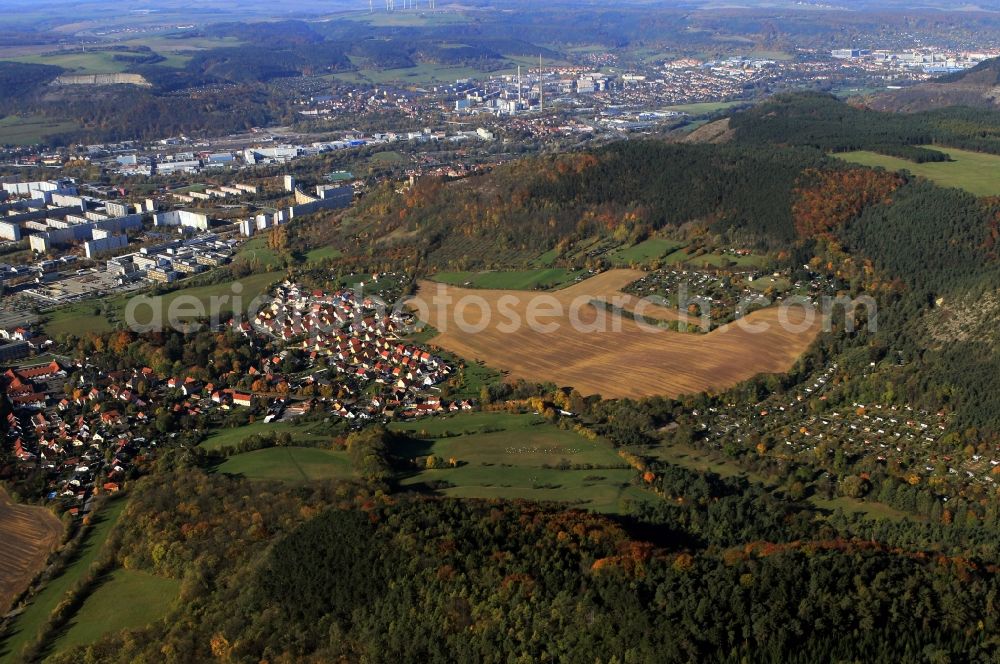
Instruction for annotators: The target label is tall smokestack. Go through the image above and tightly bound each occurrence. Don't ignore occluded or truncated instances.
[517,65,522,105]
[539,53,543,112]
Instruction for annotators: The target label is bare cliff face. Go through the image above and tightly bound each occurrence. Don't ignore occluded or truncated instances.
[51,73,151,87]
[867,57,1000,112]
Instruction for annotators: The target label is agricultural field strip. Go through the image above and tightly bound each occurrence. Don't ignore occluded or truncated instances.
[410,269,821,398]
[0,490,63,613]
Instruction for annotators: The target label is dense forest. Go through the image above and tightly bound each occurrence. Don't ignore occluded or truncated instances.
[43,470,1000,664]
[332,141,837,271]
[0,62,62,101]
[731,91,1000,155]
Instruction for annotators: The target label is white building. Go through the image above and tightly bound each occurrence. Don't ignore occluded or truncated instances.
[153,210,210,231]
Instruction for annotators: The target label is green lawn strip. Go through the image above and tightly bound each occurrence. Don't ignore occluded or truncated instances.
[140,271,281,319]
[747,276,791,292]
[403,466,646,514]
[662,101,747,115]
[836,146,1000,197]
[0,498,126,663]
[215,447,353,483]
[661,248,767,269]
[388,411,547,438]
[8,51,131,74]
[530,248,560,267]
[43,271,283,338]
[45,569,180,657]
[369,150,406,164]
[391,426,617,468]
[606,238,685,266]
[199,421,331,451]
[0,115,78,146]
[44,304,114,338]
[390,413,647,513]
[235,236,283,269]
[304,246,343,264]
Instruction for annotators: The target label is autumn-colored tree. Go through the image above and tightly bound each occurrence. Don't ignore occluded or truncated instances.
[792,168,903,240]
[267,225,288,251]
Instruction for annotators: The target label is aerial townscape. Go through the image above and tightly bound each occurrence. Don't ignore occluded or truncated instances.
[3,0,1000,662]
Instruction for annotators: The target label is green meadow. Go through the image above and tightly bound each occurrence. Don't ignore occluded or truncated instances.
[199,421,332,452]
[43,271,282,338]
[369,150,408,165]
[0,115,78,146]
[607,238,685,265]
[0,499,126,663]
[7,50,132,74]
[389,412,648,514]
[837,146,1000,197]
[234,235,284,270]
[46,569,180,656]
[216,447,353,483]
[43,302,115,338]
[663,247,767,268]
[663,101,748,115]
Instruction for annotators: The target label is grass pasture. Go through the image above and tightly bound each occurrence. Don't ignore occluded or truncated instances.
[216,447,353,483]
[7,51,130,74]
[46,569,180,656]
[245,232,343,272]
[370,150,407,165]
[392,422,611,467]
[390,412,647,513]
[663,101,747,115]
[663,247,768,269]
[235,236,283,269]
[836,147,1000,197]
[0,115,78,146]
[607,238,685,265]
[407,466,643,513]
[531,248,561,267]
[199,421,331,451]
[304,245,343,264]
[429,268,585,290]
[389,411,542,438]
[44,271,282,338]
[748,275,792,292]
[44,302,114,338]
[0,490,63,614]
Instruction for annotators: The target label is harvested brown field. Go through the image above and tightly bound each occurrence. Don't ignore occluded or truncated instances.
[410,269,821,399]
[562,269,685,323]
[0,488,63,612]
